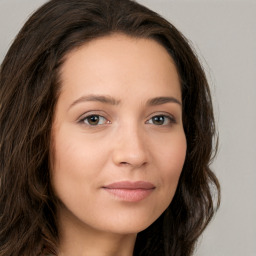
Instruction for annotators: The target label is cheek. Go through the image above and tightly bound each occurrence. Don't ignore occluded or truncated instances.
[157,130,186,171]
[156,132,186,202]
[53,125,106,168]
[50,128,106,199]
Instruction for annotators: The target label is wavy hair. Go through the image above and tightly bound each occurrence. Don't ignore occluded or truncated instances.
[0,0,220,255]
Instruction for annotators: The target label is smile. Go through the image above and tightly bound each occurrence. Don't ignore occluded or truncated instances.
[102,181,155,202]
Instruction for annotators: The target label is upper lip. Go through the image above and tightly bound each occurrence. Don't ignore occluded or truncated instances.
[102,181,155,190]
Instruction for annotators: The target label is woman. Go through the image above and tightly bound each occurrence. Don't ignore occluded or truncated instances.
[0,0,220,255]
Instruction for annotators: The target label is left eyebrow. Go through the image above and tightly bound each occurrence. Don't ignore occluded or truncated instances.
[146,96,182,106]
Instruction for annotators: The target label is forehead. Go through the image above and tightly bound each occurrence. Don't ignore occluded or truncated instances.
[59,33,181,102]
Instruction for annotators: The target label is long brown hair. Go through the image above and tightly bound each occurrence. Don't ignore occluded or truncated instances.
[0,0,220,255]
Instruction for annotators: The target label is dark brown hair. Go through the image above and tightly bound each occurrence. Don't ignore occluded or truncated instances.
[0,0,220,255]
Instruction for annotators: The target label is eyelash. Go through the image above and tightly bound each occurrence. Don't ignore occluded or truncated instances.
[78,113,176,127]
[79,115,110,126]
[146,115,176,126]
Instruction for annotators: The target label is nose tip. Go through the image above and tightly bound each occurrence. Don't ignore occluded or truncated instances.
[112,130,148,169]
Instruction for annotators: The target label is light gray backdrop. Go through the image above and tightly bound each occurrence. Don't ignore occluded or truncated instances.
[0,0,255,255]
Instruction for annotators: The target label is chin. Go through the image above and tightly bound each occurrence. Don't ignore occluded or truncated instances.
[95,211,161,235]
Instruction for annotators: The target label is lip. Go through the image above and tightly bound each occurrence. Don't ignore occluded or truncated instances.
[102,181,155,202]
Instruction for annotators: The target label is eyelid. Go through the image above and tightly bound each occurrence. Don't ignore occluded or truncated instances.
[77,110,107,120]
[77,111,111,125]
[146,112,177,125]
[76,111,177,127]
[86,115,107,125]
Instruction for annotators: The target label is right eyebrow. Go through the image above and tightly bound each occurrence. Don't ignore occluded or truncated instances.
[68,94,120,110]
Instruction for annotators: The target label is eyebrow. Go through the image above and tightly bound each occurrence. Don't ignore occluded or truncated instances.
[68,94,181,110]
[68,95,120,110]
[146,96,182,106]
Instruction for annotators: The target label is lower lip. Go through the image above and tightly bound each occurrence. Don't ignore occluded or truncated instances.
[103,188,154,202]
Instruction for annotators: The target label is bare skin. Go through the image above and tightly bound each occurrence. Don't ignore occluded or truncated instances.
[51,33,186,256]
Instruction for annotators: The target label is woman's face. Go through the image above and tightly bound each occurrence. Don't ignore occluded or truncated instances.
[51,34,186,235]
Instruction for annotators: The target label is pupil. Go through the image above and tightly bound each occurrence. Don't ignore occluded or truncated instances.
[89,115,99,125]
[153,116,164,125]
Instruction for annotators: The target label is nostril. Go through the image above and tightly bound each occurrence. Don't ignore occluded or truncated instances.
[120,162,129,165]
[119,161,147,168]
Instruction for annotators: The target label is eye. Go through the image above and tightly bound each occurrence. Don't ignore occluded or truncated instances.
[80,115,109,126]
[147,115,175,126]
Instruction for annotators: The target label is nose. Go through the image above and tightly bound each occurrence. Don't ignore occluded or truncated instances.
[112,125,148,169]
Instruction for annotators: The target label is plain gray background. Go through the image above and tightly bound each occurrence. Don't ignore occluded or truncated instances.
[0,0,255,255]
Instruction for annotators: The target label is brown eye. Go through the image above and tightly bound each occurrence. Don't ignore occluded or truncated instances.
[152,116,165,125]
[82,115,107,126]
[147,115,176,126]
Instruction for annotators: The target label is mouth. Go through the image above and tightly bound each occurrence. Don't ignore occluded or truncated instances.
[102,181,155,202]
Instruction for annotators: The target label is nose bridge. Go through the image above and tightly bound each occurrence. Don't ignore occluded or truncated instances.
[112,121,148,168]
